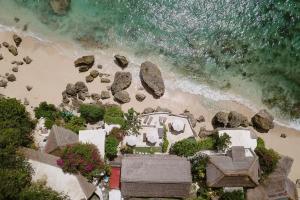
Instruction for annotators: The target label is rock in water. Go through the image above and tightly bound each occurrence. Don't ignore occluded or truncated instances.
[50,0,71,15]
[23,56,32,64]
[227,111,249,128]
[0,79,8,87]
[251,109,274,133]
[135,93,146,102]
[101,91,110,99]
[7,74,16,82]
[114,55,129,68]
[8,45,18,56]
[111,72,132,95]
[140,61,165,97]
[114,91,130,103]
[90,70,99,78]
[13,34,22,47]
[212,111,228,128]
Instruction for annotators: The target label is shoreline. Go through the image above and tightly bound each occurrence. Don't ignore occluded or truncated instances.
[0,29,300,189]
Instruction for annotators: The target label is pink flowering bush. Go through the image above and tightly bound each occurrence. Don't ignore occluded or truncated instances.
[57,143,105,181]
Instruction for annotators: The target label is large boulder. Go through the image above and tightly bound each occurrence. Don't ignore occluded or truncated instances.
[111,72,132,95]
[90,70,99,78]
[0,79,8,87]
[65,83,76,96]
[212,111,228,129]
[50,0,71,15]
[227,111,249,128]
[251,109,274,133]
[75,81,88,93]
[114,91,130,104]
[13,34,22,47]
[74,55,94,68]
[114,55,128,68]
[7,74,16,82]
[85,75,94,83]
[140,61,165,97]
[8,45,18,56]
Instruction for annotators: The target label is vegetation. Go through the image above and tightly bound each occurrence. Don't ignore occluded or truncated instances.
[133,146,162,154]
[257,137,265,148]
[170,137,215,157]
[214,133,231,151]
[109,128,125,142]
[57,143,105,181]
[255,146,280,178]
[79,104,105,123]
[64,116,86,134]
[34,102,61,129]
[104,106,125,127]
[219,190,245,200]
[161,126,169,153]
[105,136,119,160]
[120,145,134,154]
[124,108,141,135]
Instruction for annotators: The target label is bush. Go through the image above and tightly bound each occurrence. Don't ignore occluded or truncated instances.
[45,118,55,129]
[120,145,134,154]
[124,108,141,135]
[255,146,280,177]
[191,156,208,182]
[79,104,105,123]
[162,126,169,153]
[57,143,105,181]
[64,116,86,134]
[104,106,125,127]
[257,137,265,148]
[34,102,60,121]
[109,128,125,142]
[105,136,119,160]
[219,190,245,200]
[214,133,231,151]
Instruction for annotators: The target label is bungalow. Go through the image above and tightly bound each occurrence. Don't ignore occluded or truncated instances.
[121,154,192,198]
[206,146,259,188]
[22,148,98,200]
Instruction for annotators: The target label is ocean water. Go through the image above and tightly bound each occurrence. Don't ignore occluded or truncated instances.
[0,0,300,121]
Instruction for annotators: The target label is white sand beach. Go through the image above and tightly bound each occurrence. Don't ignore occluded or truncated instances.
[0,30,300,192]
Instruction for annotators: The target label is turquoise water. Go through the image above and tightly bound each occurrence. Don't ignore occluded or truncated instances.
[1,0,300,119]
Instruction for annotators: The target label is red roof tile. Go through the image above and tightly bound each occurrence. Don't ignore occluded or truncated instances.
[110,167,120,189]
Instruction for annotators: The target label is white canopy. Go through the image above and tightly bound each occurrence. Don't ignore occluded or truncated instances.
[171,119,185,132]
[146,131,159,144]
[126,135,137,147]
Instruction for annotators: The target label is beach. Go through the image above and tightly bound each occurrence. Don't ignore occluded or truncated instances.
[0,29,300,193]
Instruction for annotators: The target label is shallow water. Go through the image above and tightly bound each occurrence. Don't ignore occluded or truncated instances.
[0,0,300,120]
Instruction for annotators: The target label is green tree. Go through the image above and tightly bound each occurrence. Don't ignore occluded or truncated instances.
[255,146,280,177]
[79,104,105,123]
[104,106,125,127]
[64,116,86,133]
[105,136,119,160]
[34,102,60,121]
[162,126,169,153]
[124,108,141,135]
[214,133,231,151]
[219,190,245,200]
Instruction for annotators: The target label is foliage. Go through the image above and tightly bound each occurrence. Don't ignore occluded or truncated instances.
[34,102,60,121]
[124,108,141,135]
[64,116,86,134]
[257,137,265,149]
[19,181,69,200]
[104,106,125,127]
[219,190,245,200]
[105,136,119,160]
[214,133,231,151]
[57,143,105,181]
[109,128,125,142]
[255,146,280,177]
[120,145,134,154]
[161,126,169,153]
[191,156,209,182]
[170,137,216,157]
[45,118,55,129]
[79,104,105,123]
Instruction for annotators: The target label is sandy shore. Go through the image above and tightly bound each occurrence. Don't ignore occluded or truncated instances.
[0,31,300,189]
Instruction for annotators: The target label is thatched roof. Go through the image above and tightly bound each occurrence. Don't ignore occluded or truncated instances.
[22,148,96,199]
[44,125,78,153]
[206,146,259,188]
[247,156,298,200]
[121,155,192,198]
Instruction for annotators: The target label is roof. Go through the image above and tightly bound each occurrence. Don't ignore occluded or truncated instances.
[44,125,79,153]
[110,167,121,189]
[206,146,259,187]
[79,129,106,158]
[109,189,121,200]
[22,148,96,200]
[218,129,257,153]
[121,154,192,183]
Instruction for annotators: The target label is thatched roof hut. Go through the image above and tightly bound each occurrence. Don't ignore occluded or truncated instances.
[206,146,259,188]
[121,155,192,198]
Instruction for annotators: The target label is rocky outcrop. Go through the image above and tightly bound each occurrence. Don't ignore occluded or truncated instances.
[114,91,130,103]
[74,55,94,72]
[227,111,249,128]
[143,107,154,114]
[135,93,146,102]
[13,34,22,47]
[90,70,99,78]
[50,0,71,15]
[7,74,16,82]
[140,61,165,97]
[23,56,32,64]
[111,72,132,95]
[212,111,228,129]
[8,45,18,56]
[251,109,274,133]
[114,55,128,68]
[101,91,110,100]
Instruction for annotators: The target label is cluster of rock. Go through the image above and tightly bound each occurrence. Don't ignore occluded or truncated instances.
[111,71,132,103]
[74,55,94,72]
[62,81,89,105]
[142,106,172,114]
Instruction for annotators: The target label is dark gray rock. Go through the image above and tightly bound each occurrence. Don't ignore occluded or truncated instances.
[85,75,94,83]
[182,110,197,128]
[140,61,165,97]
[66,83,77,96]
[101,78,111,83]
[23,56,32,64]
[74,55,94,67]
[75,81,88,93]
[197,115,205,123]
[12,66,18,72]
[90,70,99,78]
[13,34,22,47]
[114,91,130,103]
[26,85,33,91]
[8,45,18,56]
[199,127,216,138]
[114,55,128,68]
[111,71,132,95]
[101,91,110,99]
[251,109,274,133]
[91,93,101,101]
[62,96,70,104]
[78,65,90,72]
[280,133,287,138]
[2,42,9,48]
[135,93,146,102]
[97,64,102,69]
[143,107,155,114]
[0,54,3,60]
[0,79,8,87]
[78,92,87,101]
[155,106,171,113]
[212,111,228,129]
[7,74,16,82]
[227,111,249,128]
[50,0,71,15]
[12,61,23,65]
